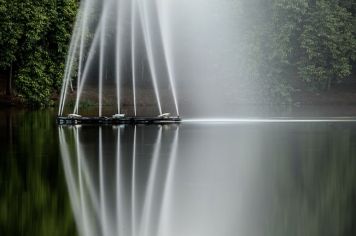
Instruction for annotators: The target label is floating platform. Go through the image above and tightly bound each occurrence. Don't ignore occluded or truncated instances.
[57,116,181,125]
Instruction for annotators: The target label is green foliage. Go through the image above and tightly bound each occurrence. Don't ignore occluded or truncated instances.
[0,0,22,68]
[266,80,295,104]
[0,0,78,106]
[299,1,356,90]
[15,50,52,106]
[242,0,356,104]
[243,0,309,103]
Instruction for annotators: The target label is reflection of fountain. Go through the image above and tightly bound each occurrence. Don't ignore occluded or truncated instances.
[58,0,179,117]
[58,125,179,236]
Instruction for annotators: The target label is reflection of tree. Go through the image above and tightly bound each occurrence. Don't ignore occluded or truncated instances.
[0,109,77,236]
[257,123,356,236]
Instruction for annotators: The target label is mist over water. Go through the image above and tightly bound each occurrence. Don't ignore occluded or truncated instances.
[58,0,261,118]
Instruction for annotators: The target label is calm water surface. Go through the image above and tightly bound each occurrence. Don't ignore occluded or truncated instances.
[1,109,356,236]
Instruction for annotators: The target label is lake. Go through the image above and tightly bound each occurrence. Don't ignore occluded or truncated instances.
[1,108,356,235]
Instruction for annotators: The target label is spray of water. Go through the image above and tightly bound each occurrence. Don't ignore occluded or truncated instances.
[59,0,181,117]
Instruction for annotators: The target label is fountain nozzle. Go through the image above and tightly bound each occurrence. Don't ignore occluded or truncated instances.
[113,114,126,119]
[158,113,171,119]
[68,114,82,118]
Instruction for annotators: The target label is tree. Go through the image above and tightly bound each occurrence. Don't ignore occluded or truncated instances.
[243,0,308,103]
[0,0,22,95]
[0,0,77,106]
[249,0,356,97]
[299,1,356,90]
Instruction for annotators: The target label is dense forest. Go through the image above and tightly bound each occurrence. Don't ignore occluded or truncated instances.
[0,0,78,106]
[0,0,355,106]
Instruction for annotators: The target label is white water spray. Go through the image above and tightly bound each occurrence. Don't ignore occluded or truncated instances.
[59,0,180,117]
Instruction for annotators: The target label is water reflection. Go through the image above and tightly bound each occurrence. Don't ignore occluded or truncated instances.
[0,109,76,236]
[58,123,356,236]
[59,125,179,236]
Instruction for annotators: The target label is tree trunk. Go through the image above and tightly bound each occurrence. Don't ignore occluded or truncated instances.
[6,64,13,96]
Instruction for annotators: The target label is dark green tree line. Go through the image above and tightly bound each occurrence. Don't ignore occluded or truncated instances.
[0,0,78,106]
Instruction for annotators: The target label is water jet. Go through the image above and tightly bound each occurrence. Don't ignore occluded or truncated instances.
[58,0,180,119]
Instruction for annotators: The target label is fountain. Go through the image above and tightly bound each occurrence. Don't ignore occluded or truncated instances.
[58,0,180,124]
[53,1,356,236]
